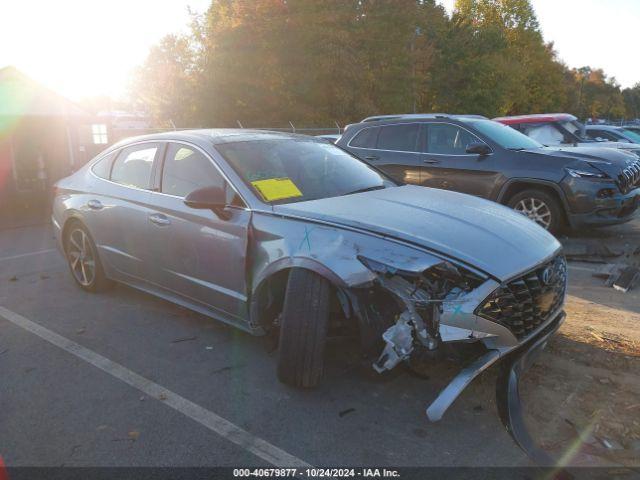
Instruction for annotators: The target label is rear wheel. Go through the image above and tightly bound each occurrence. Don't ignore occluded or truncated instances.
[277,269,330,388]
[507,189,563,233]
[65,223,112,292]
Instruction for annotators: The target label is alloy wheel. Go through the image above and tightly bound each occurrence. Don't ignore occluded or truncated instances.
[514,197,552,230]
[67,229,96,287]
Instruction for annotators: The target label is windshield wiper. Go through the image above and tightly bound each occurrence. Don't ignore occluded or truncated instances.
[344,185,386,196]
[507,147,527,151]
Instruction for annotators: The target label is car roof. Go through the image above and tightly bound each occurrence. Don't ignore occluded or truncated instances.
[359,113,488,124]
[493,113,577,125]
[109,129,319,150]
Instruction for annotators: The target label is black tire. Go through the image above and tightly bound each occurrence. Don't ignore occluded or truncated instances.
[64,222,113,293]
[277,269,331,388]
[507,189,563,233]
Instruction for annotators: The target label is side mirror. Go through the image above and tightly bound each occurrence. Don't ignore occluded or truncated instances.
[184,186,230,219]
[466,143,492,156]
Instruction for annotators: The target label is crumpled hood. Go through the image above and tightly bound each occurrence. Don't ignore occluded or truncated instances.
[531,146,639,179]
[274,185,561,281]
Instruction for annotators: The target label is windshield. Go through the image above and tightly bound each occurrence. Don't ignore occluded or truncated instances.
[216,139,395,204]
[559,120,591,141]
[466,119,543,150]
[621,128,640,143]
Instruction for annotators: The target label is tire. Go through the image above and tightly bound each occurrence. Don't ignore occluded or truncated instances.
[507,189,563,233]
[64,222,112,293]
[277,269,331,388]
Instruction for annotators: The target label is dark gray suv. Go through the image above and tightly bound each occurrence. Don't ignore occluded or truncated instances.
[337,114,640,232]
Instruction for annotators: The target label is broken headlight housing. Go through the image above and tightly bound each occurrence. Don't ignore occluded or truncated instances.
[357,256,485,372]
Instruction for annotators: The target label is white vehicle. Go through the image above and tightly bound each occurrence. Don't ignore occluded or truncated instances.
[494,113,640,156]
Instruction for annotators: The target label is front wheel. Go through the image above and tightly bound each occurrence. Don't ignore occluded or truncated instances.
[507,189,563,233]
[277,269,330,388]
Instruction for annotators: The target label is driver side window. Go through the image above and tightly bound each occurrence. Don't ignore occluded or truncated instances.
[426,124,480,154]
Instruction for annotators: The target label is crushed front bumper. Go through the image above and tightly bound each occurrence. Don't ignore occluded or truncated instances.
[427,310,566,464]
[566,186,640,228]
[496,311,566,465]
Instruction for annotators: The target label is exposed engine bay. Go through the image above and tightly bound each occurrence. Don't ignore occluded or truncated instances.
[356,258,485,374]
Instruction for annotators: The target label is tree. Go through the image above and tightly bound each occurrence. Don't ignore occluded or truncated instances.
[131,34,200,127]
[130,0,638,126]
[623,84,640,120]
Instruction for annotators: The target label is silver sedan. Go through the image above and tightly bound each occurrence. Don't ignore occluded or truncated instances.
[52,129,566,422]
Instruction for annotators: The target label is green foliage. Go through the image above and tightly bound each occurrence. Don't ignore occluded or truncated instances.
[131,0,638,127]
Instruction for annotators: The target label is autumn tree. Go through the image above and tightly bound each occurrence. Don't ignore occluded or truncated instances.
[131,34,200,127]
[131,0,638,126]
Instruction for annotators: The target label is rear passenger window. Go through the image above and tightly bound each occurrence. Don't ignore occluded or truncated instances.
[111,145,158,189]
[350,127,379,148]
[91,152,115,179]
[162,144,225,197]
[377,124,420,152]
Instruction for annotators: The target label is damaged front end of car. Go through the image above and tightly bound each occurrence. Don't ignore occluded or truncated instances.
[349,252,567,464]
[249,213,567,464]
[355,256,487,373]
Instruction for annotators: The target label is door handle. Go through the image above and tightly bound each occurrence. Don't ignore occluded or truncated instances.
[149,213,171,226]
[364,155,379,161]
[87,200,103,210]
[423,159,440,165]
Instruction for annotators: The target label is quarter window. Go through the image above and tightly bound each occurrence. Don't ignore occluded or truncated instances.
[426,124,479,154]
[91,151,115,179]
[162,144,225,198]
[350,127,380,148]
[377,124,420,152]
[111,145,157,189]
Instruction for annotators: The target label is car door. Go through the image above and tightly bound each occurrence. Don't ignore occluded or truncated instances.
[420,122,497,198]
[346,123,423,184]
[84,143,161,280]
[146,142,251,326]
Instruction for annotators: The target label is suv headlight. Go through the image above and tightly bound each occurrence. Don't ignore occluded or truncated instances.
[565,168,607,179]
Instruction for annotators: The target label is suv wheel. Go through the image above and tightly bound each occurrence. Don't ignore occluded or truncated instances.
[507,189,562,233]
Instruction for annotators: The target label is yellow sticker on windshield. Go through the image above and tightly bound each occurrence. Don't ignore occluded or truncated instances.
[251,178,303,202]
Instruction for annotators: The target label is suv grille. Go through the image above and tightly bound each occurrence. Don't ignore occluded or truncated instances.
[476,256,567,339]
[617,160,640,194]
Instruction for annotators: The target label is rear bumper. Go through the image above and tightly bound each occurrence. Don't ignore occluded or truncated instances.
[566,186,640,228]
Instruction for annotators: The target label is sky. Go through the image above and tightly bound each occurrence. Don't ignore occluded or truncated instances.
[1,0,638,101]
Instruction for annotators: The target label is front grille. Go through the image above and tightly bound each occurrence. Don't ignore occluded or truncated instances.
[476,255,567,339]
[617,160,640,194]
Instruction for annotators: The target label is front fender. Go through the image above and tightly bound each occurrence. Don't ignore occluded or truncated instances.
[249,212,444,295]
